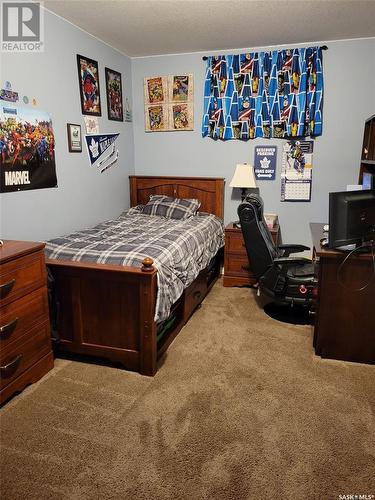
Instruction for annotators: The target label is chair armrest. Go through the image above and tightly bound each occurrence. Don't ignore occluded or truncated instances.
[278,244,310,256]
[274,257,312,266]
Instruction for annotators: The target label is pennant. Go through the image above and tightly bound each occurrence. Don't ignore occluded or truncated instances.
[85,133,119,166]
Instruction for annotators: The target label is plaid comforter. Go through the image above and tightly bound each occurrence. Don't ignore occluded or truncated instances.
[45,208,224,322]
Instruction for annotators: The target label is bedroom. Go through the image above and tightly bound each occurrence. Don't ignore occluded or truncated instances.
[0,0,374,498]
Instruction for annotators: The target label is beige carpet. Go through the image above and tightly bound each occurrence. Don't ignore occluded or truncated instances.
[1,280,374,500]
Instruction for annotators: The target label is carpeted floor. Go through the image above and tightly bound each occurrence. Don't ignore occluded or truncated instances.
[1,280,374,500]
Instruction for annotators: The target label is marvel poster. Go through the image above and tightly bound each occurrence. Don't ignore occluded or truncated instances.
[105,68,123,121]
[77,54,101,116]
[0,105,58,193]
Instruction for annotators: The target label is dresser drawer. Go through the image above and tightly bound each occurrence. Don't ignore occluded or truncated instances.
[0,250,46,306]
[0,286,49,350]
[224,253,254,278]
[0,322,51,390]
[184,273,207,321]
[226,231,247,254]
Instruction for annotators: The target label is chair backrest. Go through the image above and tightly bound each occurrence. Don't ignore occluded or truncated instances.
[237,194,278,278]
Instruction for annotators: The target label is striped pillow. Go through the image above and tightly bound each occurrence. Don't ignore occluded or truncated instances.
[142,195,201,220]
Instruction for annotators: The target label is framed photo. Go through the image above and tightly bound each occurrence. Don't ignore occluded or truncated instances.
[105,68,123,121]
[77,54,101,116]
[67,123,82,152]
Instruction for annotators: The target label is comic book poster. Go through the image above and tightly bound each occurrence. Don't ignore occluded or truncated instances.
[105,68,123,121]
[144,76,167,105]
[169,74,193,102]
[145,105,167,132]
[77,54,101,116]
[281,140,313,202]
[144,74,194,132]
[0,105,57,193]
[169,103,193,131]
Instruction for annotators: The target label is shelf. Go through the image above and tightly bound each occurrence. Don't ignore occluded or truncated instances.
[360,160,375,165]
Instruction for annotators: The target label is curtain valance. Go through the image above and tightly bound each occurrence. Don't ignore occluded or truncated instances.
[202,47,323,140]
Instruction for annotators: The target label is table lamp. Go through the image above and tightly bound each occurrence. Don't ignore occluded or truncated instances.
[230,163,258,201]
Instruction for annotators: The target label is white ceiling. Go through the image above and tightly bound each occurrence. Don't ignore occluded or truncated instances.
[45,0,375,57]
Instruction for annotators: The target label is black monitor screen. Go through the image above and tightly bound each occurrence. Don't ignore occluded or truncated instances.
[328,189,375,250]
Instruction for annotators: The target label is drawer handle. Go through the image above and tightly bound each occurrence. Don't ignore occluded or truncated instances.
[0,278,16,299]
[0,317,18,338]
[193,290,202,300]
[241,265,251,271]
[0,354,22,378]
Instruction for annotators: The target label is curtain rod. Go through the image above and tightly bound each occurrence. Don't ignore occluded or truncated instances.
[202,45,328,60]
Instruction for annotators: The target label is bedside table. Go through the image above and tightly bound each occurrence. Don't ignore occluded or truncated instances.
[223,222,280,287]
[0,240,54,404]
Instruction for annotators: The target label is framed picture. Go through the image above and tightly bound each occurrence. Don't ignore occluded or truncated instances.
[77,54,101,116]
[144,76,167,105]
[168,74,194,102]
[105,68,123,121]
[67,123,82,152]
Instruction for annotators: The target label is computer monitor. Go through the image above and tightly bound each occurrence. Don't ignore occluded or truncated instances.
[362,172,374,190]
[328,189,375,250]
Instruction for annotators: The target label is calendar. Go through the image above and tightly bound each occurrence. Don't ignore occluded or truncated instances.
[281,140,313,202]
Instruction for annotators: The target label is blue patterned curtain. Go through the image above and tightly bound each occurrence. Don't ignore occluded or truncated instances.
[202,47,323,140]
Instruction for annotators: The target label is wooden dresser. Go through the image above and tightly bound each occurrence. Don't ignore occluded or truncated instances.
[223,222,280,287]
[0,240,53,404]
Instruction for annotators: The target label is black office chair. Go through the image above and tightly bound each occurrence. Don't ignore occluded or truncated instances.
[238,194,317,324]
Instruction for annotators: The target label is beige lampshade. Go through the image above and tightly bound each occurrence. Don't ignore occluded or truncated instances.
[229,163,257,188]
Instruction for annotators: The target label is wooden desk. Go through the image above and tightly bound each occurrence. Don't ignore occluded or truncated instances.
[310,223,375,364]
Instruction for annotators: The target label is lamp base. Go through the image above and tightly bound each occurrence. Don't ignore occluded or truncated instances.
[241,187,259,201]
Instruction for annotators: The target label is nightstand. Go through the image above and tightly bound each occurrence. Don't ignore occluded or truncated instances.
[0,240,54,404]
[223,222,280,287]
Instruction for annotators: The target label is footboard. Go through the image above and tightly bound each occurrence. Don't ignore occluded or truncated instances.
[47,258,160,376]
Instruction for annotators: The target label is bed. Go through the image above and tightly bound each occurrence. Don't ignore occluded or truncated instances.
[46,176,225,376]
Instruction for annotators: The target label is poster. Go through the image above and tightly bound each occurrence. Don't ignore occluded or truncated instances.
[144,74,193,131]
[84,116,99,134]
[281,140,313,202]
[0,105,57,193]
[85,133,119,173]
[105,68,123,121]
[254,146,277,181]
[77,54,101,116]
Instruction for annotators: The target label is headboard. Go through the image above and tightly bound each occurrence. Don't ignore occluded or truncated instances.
[129,176,225,218]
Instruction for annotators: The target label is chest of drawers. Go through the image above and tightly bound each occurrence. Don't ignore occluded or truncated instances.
[0,240,53,404]
[223,223,280,287]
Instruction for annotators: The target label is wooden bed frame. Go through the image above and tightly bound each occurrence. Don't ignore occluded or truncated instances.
[46,176,224,376]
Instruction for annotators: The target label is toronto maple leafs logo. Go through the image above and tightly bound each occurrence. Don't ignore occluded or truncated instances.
[89,138,99,158]
[260,156,271,169]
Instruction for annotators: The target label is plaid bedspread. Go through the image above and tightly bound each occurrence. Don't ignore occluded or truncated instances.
[45,208,224,322]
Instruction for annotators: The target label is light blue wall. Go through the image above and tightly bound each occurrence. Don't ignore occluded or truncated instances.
[0,9,134,241]
[132,38,375,246]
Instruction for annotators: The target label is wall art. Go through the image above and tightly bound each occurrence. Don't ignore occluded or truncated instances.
[67,123,82,152]
[105,67,123,121]
[144,74,193,132]
[77,54,101,116]
[0,105,57,193]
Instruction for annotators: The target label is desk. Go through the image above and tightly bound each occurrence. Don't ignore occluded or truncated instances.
[310,223,375,364]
